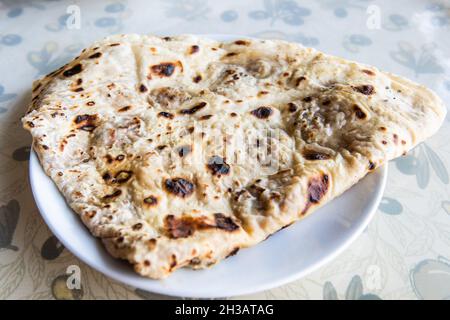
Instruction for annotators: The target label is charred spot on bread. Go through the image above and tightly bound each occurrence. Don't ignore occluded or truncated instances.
[114,170,133,184]
[353,84,374,95]
[165,215,201,239]
[152,87,191,108]
[132,223,143,231]
[214,213,239,231]
[309,174,329,203]
[193,75,202,83]
[102,172,112,181]
[73,114,97,132]
[88,52,102,59]
[207,156,230,176]
[150,61,182,78]
[303,150,331,160]
[250,106,272,119]
[165,213,238,239]
[177,145,191,157]
[295,76,306,86]
[189,45,200,54]
[33,82,42,92]
[234,40,250,46]
[151,62,175,77]
[139,84,148,92]
[102,189,122,200]
[170,254,177,269]
[362,69,375,76]
[85,211,96,219]
[302,174,329,215]
[164,178,195,198]
[226,247,240,258]
[118,106,131,112]
[143,196,158,206]
[199,114,213,120]
[353,104,367,119]
[288,102,298,112]
[147,238,157,250]
[63,64,82,77]
[393,134,399,144]
[179,102,207,115]
[158,111,174,119]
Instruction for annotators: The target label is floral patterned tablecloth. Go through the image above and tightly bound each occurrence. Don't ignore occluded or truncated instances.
[0,0,449,300]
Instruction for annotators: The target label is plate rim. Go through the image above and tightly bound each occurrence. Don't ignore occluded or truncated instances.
[28,34,388,298]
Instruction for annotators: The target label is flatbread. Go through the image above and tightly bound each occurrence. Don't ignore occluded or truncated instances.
[23,34,446,279]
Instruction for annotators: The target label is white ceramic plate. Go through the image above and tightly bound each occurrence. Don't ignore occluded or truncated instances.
[29,34,388,298]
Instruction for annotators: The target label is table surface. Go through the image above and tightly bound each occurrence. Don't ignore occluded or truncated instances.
[0,0,449,300]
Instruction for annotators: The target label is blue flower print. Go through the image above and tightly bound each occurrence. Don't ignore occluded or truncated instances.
[349,34,371,46]
[105,2,126,13]
[164,0,211,21]
[379,197,403,215]
[12,146,30,162]
[318,0,372,19]
[248,0,311,26]
[390,42,444,76]
[0,84,17,114]
[323,275,382,300]
[333,7,348,18]
[41,236,64,260]
[384,14,409,31]
[425,2,450,27]
[27,42,84,77]
[221,10,238,22]
[343,34,372,53]
[45,14,71,32]
[94,1,128,33]
[395,144,449,189]
[1,34,22,46]
[426,2,445,12]
[292,33,319,46]
[7,7,23,18]
[442,201,450,216]
[0,200,20,252]
[431,16,450,27]
[5,1,45,19]
[410,257,450,299]
[95,17,117,28]
[445,80,450,92]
